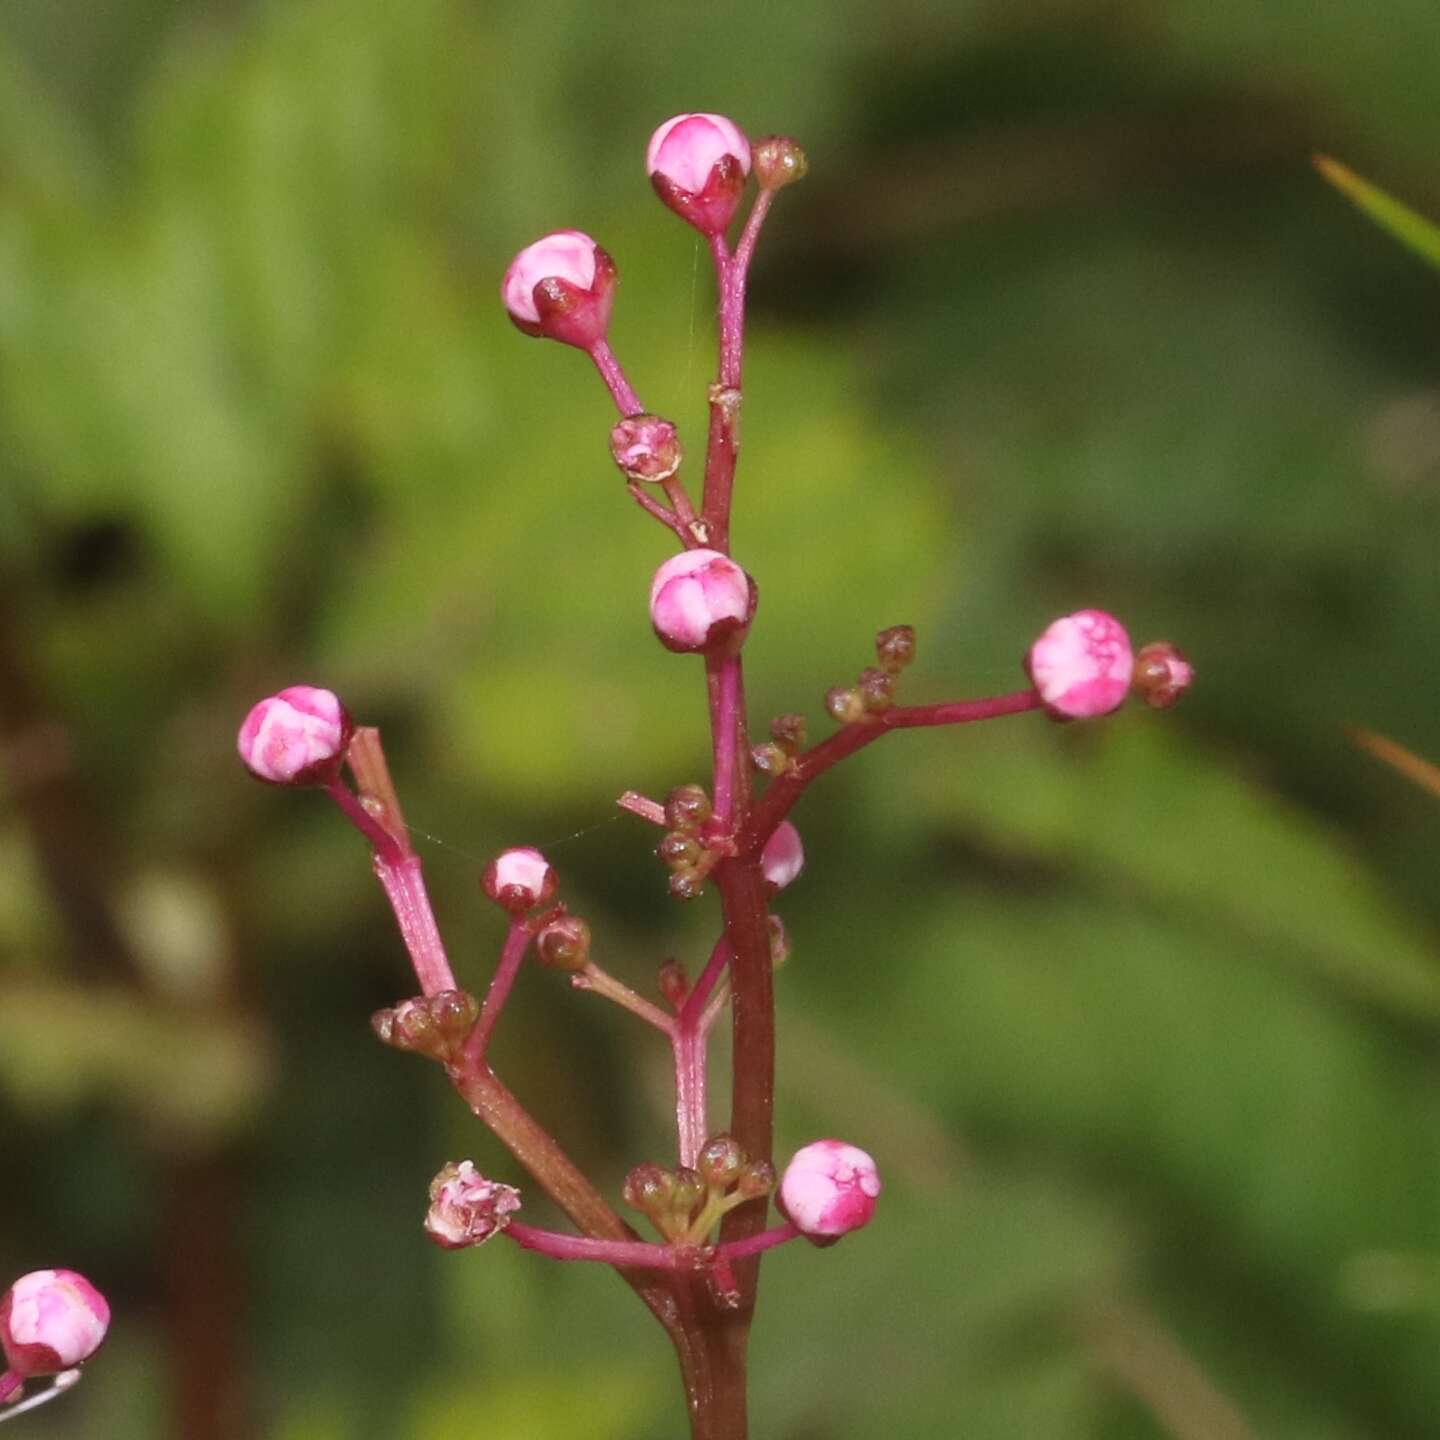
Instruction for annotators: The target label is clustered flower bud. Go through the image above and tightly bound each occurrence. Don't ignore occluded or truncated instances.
[751,135,808,192]
[760,821,804,893]
[825,624,919,727]
[237,686,352,786]
[779,1139,881,1241]
[1026,609,1134,720]
[481,847,557,913]
[649,549,756,655]
[874,624,916,675]
[647,113,751,236]
[0,1270,109,1385]
[424,1162,522,1250]
[751,712,807,776]
[1131,641,1194,710]
[658,784,719,900]
[610,414,682,484]
[501,230,617,349]
[534,913,592,972]
[623,1136,774,1245]
[372,990,479,1062]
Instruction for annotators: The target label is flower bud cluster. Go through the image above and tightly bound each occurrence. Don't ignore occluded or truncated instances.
[424,1161,522,1250]
[623,1135,775,1245]
[779,1139,881,1242]
[751,712,807,777]
[658,784,718,901]
[371,989,479,1062]
[825,624,917,725]
[1,1270,109,1390]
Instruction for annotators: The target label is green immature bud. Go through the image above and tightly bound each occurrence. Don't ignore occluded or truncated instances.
[671,1167,707,1218]
[623,1162,676,1218]
[857,667,896,713]
[875,624,916,674]
[665,784,712,833]
[770,713,807,753]
[669,869,706,902]
[657,958,689,1009]
[752,135,808,191]
[750,742,789,776]
[658,832,703,869]
[697,1134,748,1189]
[535,914,591,971]
[371,990,479,1061]
[735,1160,776,1200]
[826,686,867,725]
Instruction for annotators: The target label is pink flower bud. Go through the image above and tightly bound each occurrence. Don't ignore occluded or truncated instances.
[646,113,751,236]
[649,549,755,655]
[0,1270,109,1379]
[237,686,352,786]
[760,821,804,892]
[779,1140,881,1240]
[424,1162,521,1249]
[501,230,616,349]
[481,847,557,913]
[1132,641,1194,710]
[1025,609,1133,719]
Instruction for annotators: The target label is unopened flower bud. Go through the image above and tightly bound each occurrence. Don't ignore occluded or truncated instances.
[424,1161,521,1249]
[770,713,807,753]
[875,624,916,674]
[826,686,867,725]
[372,991,481,1058]
[751,135,808,191]
[237,686,352,786]
[646,113,751,236]
[779,1139,881,1240]
[657,957,689,1009]
[1025,609,1133,720]
[658,832,703,869]
[697,1134,747,1189]
[649,549,755,655]
[760,821,804,893]
[750,742,789,776]
[0,1270,109,1380]
[1131,642,1194,710]
[735,1159,776,1200]
[534,914,591,972]
[481,847,557,913]
[668,870,705,902]
[623,1162,676,1218]
[610,414,682,484]
[670,1167,707,1217]
[501,230,616,349]
[856,667,896,714]
[664,785,712,833]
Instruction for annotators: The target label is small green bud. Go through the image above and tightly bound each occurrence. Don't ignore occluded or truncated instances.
[658,832,703,868]
[875,624,916,674]
[735,1160,776,1200]
[857,667,896,713]
[752,135,808,191]
[750,742,790,776]
[623,1162,675,1217]
[669,870,706,901]
[671,1167,707,1218]
[770,713,807,753]
[535,914,592,971]
[697,1134,747,1189]
[826,687,867,725]
[665,784,712,833]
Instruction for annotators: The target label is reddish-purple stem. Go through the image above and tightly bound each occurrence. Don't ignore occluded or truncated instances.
[627,481,689,539]
[589,339,644,416]
[465,918,532,1064]
[744,688,1044,851]
[325,780,402,862]
[681,937,734,1026]
[675,1024,708,1168]
[705,652,747,829]
[373,854,458,997]
[718,1221,798,1262]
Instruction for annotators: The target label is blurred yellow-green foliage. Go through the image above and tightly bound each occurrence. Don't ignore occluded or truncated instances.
[3,2,1440,1437]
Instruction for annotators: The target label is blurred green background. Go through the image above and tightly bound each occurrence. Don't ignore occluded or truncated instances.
[3,1,1440,1436]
